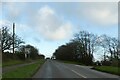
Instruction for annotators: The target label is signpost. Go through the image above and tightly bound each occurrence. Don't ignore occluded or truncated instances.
[13,23,15,54]
[25,48,30,59]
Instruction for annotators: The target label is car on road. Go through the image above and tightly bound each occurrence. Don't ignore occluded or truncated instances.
[46,57,50,60]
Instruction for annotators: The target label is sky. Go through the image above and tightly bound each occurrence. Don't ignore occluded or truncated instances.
[0,1,118,60]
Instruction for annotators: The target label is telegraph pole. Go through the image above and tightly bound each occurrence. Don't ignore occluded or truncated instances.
[13,23,15,54]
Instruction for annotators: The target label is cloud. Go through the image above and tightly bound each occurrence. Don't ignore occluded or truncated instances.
[56,2,117,26]
[0,20,42,43]
[78,2,118,26]
[2,3,73,41]
[33,5,73,40]
[3,2,117,40]
[88,9,117,25]
[0,2,2,15]
[0,20,28,37]
[0,20,11,28]
[2,2,27,21]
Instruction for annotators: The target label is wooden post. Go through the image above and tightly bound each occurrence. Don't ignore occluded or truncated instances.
[13,23,15,54]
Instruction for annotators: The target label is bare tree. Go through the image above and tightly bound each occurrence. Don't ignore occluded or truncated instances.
[73,31,97,65]
[1,27,13,53]
[98,35,119,62]
[1,27,24,53]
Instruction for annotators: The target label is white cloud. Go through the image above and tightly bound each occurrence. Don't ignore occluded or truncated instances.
[2,2,26,21]
[79,3,118,26]
[0,20,13,31]
[84,8,117,25]
[0,20,29,36]
[2,3,73,41]
[34,5,73,40]
[1,0,119,2]
[0,20,42,43]
[41,3,117,26]
[3,2,117,40]
[44,22,72,40]
[0,2,2,16]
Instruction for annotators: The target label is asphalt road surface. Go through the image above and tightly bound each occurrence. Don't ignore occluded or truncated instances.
[33,60,119,78]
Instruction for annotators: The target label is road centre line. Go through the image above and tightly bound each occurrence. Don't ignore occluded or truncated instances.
[75,65,80,67]
[71,70,87,78]
[62,64,87,78]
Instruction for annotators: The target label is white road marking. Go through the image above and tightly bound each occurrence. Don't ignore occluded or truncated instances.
[71,70,87,78]
[75,65,84,68]
[62,64,87,78]
[75,65,81,67]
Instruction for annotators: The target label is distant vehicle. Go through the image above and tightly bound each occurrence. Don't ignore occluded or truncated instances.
[46,57,50,59]
[51,58,56,60]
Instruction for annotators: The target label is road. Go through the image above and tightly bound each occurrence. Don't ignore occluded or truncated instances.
[33,60,119,78]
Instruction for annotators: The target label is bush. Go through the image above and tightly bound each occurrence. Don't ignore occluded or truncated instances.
[101,61,111,66]
[111,59,119,67]
[2,52,25,61]
[16,53,25,60]
[2,52,16,61]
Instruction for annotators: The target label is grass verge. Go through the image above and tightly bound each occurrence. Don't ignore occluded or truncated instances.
[2,59,45,78]
[58,60,84,65]
[3,60,26,67]
[93,66,120,76]
[2,59,38,67]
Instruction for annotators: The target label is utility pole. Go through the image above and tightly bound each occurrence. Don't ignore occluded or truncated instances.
[13,23,15,54]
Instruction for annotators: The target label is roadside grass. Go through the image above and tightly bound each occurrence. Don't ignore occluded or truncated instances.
[0,75,2,80]
[0,64,1,79]
[2,60,25,67]
[93,66,120,76]
[2,59,38,67]
[0,63,2,67]
[2,59,45,78]
[59,60,84,65]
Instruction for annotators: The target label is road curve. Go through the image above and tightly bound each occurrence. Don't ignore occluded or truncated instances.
[33,60,119,78]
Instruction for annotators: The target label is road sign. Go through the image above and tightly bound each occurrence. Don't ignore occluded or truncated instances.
[25,48,30,58]
[25,48,30,54]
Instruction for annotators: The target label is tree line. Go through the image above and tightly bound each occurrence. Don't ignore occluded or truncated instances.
[1,26,45,61]
[53,31,119,66]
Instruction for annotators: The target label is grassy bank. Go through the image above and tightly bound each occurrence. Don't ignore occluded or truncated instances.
[59,60,84,65]
[93,66,120,75]
[2,59,45,78]
[3,60,26,67]
[0,63,1,67]
[2,59,40,67]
